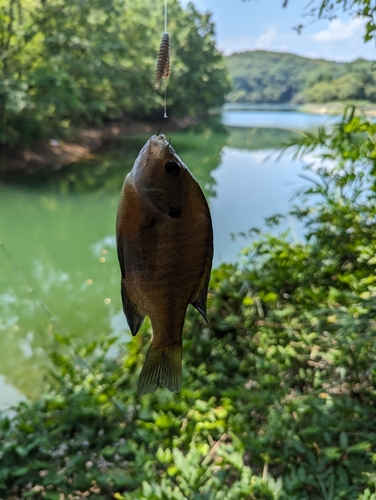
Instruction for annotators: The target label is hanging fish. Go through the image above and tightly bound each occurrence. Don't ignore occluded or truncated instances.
[155,32,171,89]
[116,134,213,396]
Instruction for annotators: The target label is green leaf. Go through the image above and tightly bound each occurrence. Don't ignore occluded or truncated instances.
[348,442,371,453]
[322,447,341,460]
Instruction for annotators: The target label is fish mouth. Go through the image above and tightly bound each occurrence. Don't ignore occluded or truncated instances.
[148,134,174,159]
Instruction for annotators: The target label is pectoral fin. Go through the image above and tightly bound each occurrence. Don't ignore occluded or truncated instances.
[192,288,208,322]
[121,279,144,336]
[191,270,211,323]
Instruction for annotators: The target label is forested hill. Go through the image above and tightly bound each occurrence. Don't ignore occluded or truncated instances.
[225,50,376,104]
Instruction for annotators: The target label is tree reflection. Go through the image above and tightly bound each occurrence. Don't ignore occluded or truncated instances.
[4,122,228,200]
[227,126,298,151]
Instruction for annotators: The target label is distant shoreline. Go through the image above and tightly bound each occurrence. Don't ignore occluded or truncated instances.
[2,102,375,176]
[298,102,376,117]
[224,101,376,117]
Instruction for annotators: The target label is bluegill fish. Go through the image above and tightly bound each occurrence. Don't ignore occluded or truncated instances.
[116,134,213,396]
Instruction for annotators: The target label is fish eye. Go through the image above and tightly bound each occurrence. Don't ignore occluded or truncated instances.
[169,206,182,218]
[165,161,180,177]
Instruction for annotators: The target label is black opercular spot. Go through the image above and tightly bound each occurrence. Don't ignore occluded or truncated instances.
[165,161,180,177]
[169,206,182,218]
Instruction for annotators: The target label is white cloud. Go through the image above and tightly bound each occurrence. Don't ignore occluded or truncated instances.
[219,28,278,55]
[255,28,277,49]
[311,17,364,43]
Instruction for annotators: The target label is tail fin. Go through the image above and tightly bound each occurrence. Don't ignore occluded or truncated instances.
[137,343,182,396]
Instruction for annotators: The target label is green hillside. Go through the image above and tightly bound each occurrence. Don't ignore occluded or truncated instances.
[226,50,376,104]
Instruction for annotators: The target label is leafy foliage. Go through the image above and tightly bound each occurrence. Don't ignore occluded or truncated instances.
[0,0,230,147]
[226,50,376,105]
[2,109,376,498]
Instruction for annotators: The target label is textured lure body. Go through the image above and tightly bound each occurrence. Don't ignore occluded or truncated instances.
[116,135,213,396]
[155,32,170,89]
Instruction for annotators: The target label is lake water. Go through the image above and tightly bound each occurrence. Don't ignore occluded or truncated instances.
[222,107,334,130]
[0,108,333,409]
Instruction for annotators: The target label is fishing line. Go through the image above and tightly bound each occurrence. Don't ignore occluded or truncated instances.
[164,0,167,32]
[155,0,170,118]
[157,121,164,135]
[0,239,134,423]
[164,86,168,119]
[164,0,168,118]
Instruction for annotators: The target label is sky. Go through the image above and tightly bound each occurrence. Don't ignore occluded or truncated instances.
[179,0,376,62]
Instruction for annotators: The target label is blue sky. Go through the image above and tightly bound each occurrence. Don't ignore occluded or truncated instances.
[179,0,376,61]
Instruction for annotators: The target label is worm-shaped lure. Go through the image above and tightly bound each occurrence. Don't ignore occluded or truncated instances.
[155,32,170,89]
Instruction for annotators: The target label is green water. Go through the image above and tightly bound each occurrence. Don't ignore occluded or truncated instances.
[0,117,314,407]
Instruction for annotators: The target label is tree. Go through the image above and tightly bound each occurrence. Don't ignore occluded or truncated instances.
[0,0,230,147]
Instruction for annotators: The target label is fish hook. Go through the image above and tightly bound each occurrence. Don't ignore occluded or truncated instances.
[157,122,164,135]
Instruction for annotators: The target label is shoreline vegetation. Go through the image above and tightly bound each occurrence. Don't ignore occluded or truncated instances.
[2,99,375,174]
[0,115,199,175]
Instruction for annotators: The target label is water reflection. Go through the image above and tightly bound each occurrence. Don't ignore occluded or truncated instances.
[222,108,337,130]
[227,126,297,150]
[210,147,305,264]
[6,125,228,200]
[0,375,26,412]
[0,111,325,407]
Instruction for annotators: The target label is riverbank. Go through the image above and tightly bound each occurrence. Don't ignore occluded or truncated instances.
[223,100,376,117]
[2,101,375,176]
[298,100,376,116]
[0,116,198,176]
